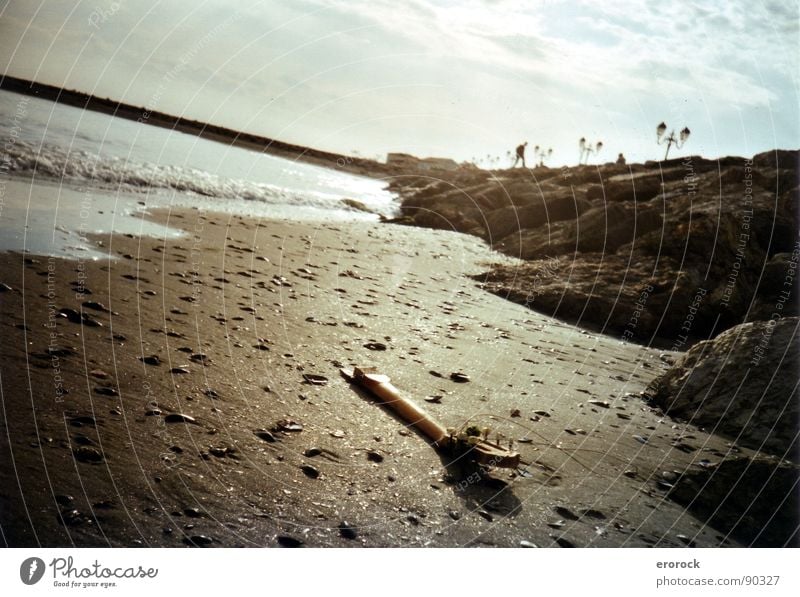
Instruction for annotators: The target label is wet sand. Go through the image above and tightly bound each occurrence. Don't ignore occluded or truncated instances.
[0,205,748,547]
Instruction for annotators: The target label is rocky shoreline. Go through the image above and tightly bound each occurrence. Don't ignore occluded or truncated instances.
[387,150,800,546]
[389,150,799,342]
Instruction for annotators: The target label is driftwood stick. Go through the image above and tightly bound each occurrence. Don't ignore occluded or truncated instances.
[340,366,520,469]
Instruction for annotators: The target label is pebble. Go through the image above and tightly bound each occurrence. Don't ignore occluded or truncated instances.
[633,435,649,444]
[301,464,321,479]
[55,494,74,506]
[588,399,610,408]
[164,413,198,424]
[554,506,579,520]
[140,355,161,366]
[171,367,191,374]
[73,446,104,463]
[93,386,119,397]
[366,450,384,463]
[519,540,538,548]
[552,535,576,548]
[302,374,328,386]
[363,342,387,351]
[277,535,304,547]
[82,301,110,312]
[677,534,697,547]
[304,447,322,457]
[185,535,214,547]
[59,509,85,526]
[254,429,277,443]
[184,508,203,518]
[449,372,470,383]
[338,522,358,540]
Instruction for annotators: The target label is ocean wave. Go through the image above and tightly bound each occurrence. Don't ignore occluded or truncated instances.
[2,140,393,214]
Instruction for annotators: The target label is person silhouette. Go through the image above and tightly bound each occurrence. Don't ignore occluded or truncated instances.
[514,142,528,168]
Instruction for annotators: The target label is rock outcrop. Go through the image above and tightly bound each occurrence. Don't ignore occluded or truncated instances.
[390,150,799,340]
[644,317,799,459]
[667,455,799,547]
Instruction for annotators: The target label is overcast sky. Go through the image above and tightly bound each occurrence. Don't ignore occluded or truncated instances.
[1,0,797,166]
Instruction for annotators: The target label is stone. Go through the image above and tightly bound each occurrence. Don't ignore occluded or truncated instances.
[73,446,104,463]
[338,521,358,540]
[164,413,198,424]
[646,318,799,458]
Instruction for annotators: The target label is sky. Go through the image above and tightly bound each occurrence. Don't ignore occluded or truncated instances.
[1,0,798,167]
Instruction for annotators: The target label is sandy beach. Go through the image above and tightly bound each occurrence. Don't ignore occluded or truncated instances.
[0,202,757,548]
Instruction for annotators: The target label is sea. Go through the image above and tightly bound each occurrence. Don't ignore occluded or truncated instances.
[0,89,397,259]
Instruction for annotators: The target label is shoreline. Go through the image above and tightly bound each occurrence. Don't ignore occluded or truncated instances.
[0,203,756,547]
[0,75,392,179]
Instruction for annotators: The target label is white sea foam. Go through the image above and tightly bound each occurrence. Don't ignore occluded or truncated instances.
[4,139,394,215]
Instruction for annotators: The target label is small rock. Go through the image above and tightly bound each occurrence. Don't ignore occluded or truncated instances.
[184,507,203,518]
[424,395,443,403]
[82,301,110,312]
[73,446,104,463]
[277,535,304,547]
[93,386,119,397]
[338,521,358,540]
[450,372,470,383]
[254,429,277,443]
[184,535,214,547]
[304,447,322,457]
[588,399,610,408]
[363,342,387,351]
[301,464,321,479]
[59,509,85,526]
[302,374,328,386]
[677,534,697,547]
[519,540,538,548]
[366,450,384,463]
[552,535,576,548]
[171,366,191,374]
[274,419,303,432]
[554,506,579,520]
[140,355,161,366]
[164,413,198,424]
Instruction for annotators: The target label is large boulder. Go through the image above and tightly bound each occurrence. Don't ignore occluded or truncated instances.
[645,318,799,459]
